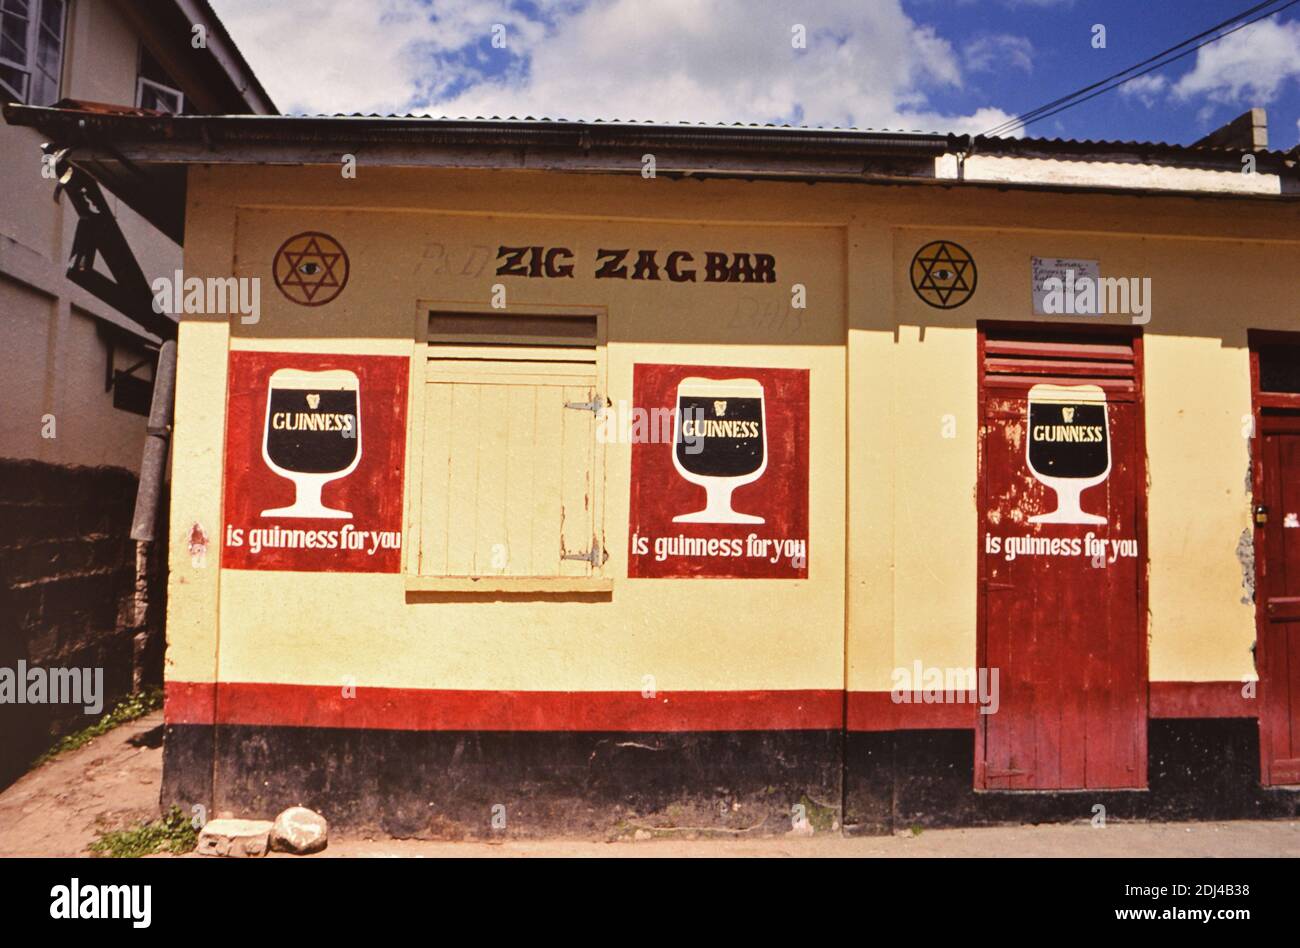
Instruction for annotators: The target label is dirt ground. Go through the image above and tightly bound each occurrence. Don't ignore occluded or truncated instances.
[2,711,1297,858]
[0,711,167,858]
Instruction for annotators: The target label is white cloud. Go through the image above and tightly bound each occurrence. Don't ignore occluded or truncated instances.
[1172,18,1300,106]
[211,0,1016,134]
[964,34,1034,74]
[1118,73,1168,108]
[209,0,542,114]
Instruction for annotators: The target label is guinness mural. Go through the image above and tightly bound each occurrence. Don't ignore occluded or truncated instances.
[223,352,408,572]
[982,379,1138,568]
[630,364,809,579]
[1025,383,1110,525]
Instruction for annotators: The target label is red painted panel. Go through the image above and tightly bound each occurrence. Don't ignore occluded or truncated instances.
[627,364,809,579]
[221,351,409,573]
[164,682,842,732]
[165,680,216,725]
[168,682,1262,733]
[846,691,978,731]
[984,340,1135,361]
[844,683,1256,731]
[984,357,1136,378]
[1147,681,1256,719]
[977,330,1147,790]
[1256,411,1300,785]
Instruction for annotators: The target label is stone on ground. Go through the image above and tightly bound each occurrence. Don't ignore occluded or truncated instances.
[197,818,273,858]
[271,806,328,854]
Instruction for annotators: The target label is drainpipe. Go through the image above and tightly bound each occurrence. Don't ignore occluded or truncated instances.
[130,338,176,543]
[128,338,175,690]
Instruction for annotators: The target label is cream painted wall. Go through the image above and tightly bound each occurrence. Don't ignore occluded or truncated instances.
[168,166,1300,696]
[882,222,1293,687]
[172,188,848,691]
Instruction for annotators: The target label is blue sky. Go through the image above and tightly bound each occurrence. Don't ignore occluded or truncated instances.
[211,0,1300,148]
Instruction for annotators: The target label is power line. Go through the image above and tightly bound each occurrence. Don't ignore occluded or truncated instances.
[983,0,1299,138]
[983,0,1283,136]
[1003,0,1300,137]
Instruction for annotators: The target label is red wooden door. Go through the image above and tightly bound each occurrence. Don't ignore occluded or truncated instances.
[1257,412,1300,786]
[977,330,1147,790]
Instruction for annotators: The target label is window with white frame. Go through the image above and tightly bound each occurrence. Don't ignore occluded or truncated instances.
[0,0,67,106]
[136,45,184,114]
[136,76,182,113]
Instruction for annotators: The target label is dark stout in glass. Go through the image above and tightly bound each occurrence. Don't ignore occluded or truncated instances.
[675,396,764,477]
[265,388,358,474]
[1027,402,1108,479]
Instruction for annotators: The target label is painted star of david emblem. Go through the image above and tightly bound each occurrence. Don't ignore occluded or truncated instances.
[273,232,350,306]
[910,240,977,309]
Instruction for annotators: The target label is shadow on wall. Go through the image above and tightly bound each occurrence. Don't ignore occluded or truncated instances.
[0,458,167,789]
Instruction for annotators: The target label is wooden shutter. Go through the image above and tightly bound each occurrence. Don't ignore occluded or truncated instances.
[418,357,600,578]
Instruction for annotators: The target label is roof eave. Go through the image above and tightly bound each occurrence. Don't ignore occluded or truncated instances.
[4,107,1297,244]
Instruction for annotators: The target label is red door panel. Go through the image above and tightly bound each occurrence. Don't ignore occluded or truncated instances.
[978,331,1147,791]
[1258,414,1300,785]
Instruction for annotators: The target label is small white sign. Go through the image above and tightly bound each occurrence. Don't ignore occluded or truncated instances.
[1032,257,1100,315]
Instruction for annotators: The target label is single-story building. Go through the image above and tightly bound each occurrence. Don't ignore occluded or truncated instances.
[5,102,1299,834]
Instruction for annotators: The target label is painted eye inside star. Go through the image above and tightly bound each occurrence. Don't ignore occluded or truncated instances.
[934,268,953,280]
[298,262,321,275]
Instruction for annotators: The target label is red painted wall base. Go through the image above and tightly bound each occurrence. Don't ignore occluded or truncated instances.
[164,680,1257,732]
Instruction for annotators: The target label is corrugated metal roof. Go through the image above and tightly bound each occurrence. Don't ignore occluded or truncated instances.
[296,112,949,135]
[14,102,1294,166]
[1,103,962,158]
[269,112,1296,161]
[2,102,1295,245]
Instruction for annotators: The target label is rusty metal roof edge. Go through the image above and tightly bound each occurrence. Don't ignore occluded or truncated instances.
[6,106,1298,211]
[8,104,1296,176]
[2,104,957,155]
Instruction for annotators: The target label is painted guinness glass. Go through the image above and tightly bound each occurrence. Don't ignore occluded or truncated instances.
[261,368,361,518]
[672,377,767,524]
[1025,382,1110,525]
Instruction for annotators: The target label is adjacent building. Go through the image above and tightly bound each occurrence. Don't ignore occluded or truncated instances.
[0,0,271,786]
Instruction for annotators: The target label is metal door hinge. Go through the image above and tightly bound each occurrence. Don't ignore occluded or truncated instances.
[565,394,607,415]
[563,541,607,568]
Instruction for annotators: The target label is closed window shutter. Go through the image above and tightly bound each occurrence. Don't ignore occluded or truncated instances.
[418,314,602,578]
